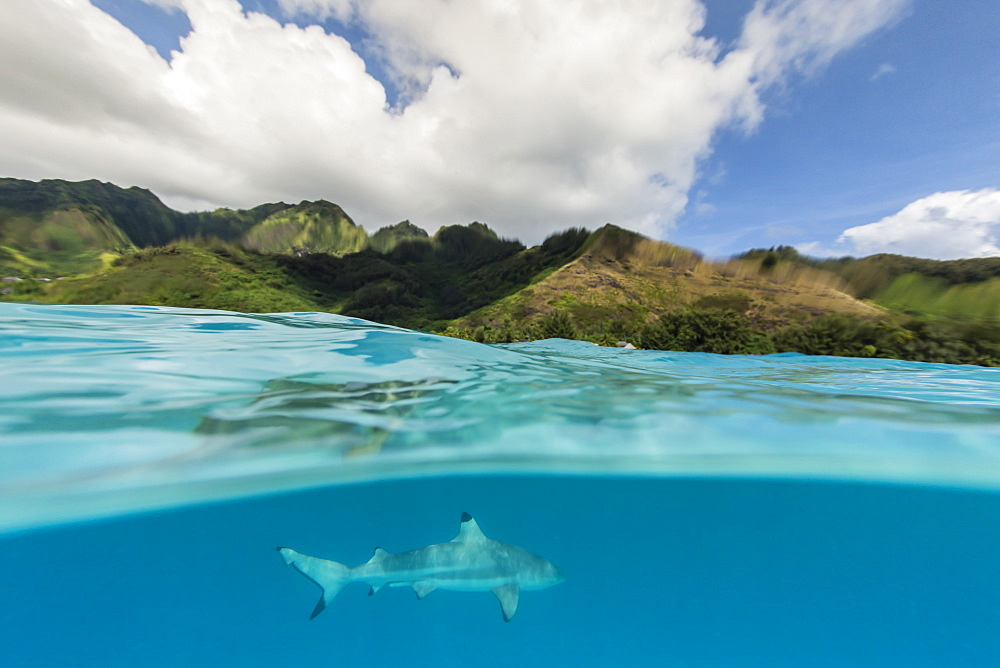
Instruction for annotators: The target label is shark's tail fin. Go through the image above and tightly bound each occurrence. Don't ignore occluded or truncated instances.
[277,547,352,619]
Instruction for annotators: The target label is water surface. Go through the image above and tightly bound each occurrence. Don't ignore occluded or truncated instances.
[1,302,998,531]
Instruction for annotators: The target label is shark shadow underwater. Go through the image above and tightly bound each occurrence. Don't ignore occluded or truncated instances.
[278,513,566,622]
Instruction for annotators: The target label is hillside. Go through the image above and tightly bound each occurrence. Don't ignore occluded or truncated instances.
[2,222,581,330]
[0,204,135,276]
[3,218,885,339]
[7,242,327,313]
[740,246,1000,321]
[456,225,878,334]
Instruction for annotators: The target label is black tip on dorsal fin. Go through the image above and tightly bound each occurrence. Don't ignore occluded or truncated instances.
[461,512,473,523]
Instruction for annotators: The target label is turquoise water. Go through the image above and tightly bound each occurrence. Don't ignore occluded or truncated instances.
[1,303,999,665]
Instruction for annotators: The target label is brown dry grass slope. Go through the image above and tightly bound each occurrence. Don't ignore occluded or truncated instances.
[457,225,879,331]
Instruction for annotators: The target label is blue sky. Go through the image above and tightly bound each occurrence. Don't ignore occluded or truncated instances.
[3,1,998,259]
[679,0,1000,256]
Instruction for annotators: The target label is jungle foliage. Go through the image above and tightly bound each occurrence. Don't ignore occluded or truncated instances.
[275,225,588,330]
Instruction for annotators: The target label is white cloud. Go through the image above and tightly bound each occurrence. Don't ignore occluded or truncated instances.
[0,0,909,243]
[277,0,352,23]
[802,189,1000,259]
[870,62,896,81]
[140,0,185,11]
[737,0,907,85]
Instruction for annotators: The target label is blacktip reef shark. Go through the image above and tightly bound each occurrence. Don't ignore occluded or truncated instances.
[277,512,565,622]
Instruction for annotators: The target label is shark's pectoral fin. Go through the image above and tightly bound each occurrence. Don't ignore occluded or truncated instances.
[412,581,436,600]
[368,585,383,597]
[492,584,519,622]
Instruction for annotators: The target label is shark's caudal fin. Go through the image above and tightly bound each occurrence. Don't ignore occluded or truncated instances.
[277,547,352,620]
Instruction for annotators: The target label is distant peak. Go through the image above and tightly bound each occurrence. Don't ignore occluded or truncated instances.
[435,221,500,241]
[376,220,429,237]
[295,199,344,210]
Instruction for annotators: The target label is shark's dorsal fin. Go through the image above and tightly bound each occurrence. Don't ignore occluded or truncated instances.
[453,512,488,543]
[492,584,520,622]
[367,547,390,564]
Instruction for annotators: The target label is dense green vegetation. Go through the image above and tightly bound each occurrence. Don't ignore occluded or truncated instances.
[442,306,1000,366]
[3,178,999,366]
[274,225,588,330]
[6,241,325,313]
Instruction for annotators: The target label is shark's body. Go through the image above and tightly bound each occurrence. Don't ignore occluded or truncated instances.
[278,512,565,622]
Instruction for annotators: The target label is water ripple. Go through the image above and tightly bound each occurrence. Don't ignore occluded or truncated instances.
[1,302,998,531]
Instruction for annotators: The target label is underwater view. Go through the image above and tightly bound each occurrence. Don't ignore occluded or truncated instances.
[2,302,999,666]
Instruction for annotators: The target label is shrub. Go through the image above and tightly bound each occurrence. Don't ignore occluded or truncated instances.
[537,310,577,339]
[771,315,897,358]
[639,308,754,354]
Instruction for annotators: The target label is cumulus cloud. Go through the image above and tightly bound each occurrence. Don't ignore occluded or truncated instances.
[0,0,909,242]
[801,189,1000,259]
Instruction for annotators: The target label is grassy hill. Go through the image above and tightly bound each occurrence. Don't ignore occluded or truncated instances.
[740,246,1000,322]
[454,225,878,339]
[6,241,328,313]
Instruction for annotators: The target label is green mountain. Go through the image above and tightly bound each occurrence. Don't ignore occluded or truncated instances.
[0,204,134,276]
[0,178,183,248]
[3,178,999,365]
[370,220,429,253]
[240,200,367,255]
[0,178,373,275]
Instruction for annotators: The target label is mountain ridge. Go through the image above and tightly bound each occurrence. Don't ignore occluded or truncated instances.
[3,178,999,365]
